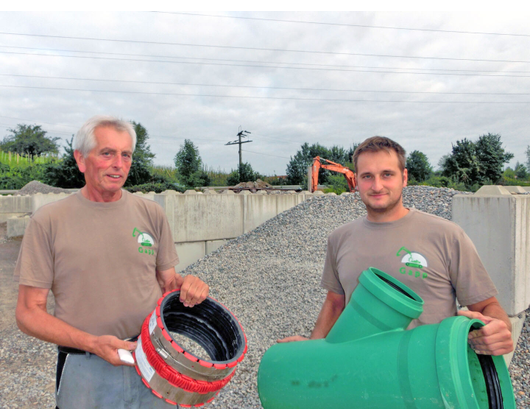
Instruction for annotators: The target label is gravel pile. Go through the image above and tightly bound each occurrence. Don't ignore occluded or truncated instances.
[2,185,528,409]
[14,180,76,195]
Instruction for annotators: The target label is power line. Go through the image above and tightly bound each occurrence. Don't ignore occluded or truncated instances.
[2,84,530,104]
[2,73,529,95]
[241,149,291,160]
[154,12,530,38]
[2,45,529,76]
[3,50,530,78]
[1,31,529,64]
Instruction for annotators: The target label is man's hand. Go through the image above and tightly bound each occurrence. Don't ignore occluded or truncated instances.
[277,335,309,343]
[177,274,209,307]
[157,269,209,307]
[90,335,138,366]
[458,310,514,356]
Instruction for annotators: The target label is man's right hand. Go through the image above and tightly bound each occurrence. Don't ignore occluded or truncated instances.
[277,335,309,343]
[91,335,138,366]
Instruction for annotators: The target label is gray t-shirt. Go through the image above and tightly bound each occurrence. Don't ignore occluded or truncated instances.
[321,208,497,328]
[14,190,179,339]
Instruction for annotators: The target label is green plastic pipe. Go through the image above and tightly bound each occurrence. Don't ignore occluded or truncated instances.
[257,267,516,409]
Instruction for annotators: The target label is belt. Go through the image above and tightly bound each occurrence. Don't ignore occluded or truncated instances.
[58,335,139,355]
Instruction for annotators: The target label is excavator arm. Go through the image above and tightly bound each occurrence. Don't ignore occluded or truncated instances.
[311,156,356,193]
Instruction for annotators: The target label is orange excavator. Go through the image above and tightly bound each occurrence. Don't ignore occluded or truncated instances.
[310,156,356,193]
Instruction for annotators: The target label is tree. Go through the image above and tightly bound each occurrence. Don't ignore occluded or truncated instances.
[526,145,530,172]
[42,136,86,188]
[514,162,528,180]
[475,133,513,184]
[406,150,433,182]
[441,134,512,187]
[174,139,210,188]
[226,162,261,185]
[441,139,480,186]
[0,124,60,158]
[124,122,155,187]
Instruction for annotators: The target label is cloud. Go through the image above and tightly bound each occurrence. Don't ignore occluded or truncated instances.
[0,11,528,175]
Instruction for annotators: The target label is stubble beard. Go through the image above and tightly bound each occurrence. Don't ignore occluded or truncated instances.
[363,191,403,216]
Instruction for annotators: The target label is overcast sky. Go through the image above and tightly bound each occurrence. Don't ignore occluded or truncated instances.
[1,6,529,176]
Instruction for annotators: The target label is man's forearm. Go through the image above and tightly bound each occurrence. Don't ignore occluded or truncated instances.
[481,301,512,332]
[16,302,97,352]
[309,291,345,339]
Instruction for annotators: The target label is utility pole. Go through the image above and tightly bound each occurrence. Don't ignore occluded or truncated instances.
[225,127,252,181]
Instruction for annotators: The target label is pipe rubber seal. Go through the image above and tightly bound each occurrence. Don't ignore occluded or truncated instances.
[134,289,247,407]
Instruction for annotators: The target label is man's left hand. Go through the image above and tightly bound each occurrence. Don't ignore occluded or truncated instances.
[458,310,514,356]
[177,274,209,307]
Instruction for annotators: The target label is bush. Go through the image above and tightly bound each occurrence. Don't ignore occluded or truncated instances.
[323,173,350,194]
[0,158,50,189]
[227,162,262,185]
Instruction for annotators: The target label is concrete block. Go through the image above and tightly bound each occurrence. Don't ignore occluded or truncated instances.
[1,212,26,223]
[0,195,32,216]
[174,241,206,272]
[154,193,176,237]
[275,193,307,215]
[504,186,526,194]
[170,193,244,243]
[206,239,227,255]
[474,185,511,196]
[7,215,30,238]
[453,191,530,316]
[504,311,527,367]
[133,192,155,200]
[244,194,277,233]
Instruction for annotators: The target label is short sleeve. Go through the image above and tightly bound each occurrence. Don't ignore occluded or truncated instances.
[13,217,54,289]
[449,229,498,306]
[320,236,345,296]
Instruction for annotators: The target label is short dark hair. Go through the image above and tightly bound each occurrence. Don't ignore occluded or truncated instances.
[352,136,406,173]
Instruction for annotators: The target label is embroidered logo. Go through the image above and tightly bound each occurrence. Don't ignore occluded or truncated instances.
[396,246,428,279]
[133,228,156,256]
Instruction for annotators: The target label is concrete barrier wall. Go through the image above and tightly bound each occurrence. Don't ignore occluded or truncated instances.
[2,189,313,271]
[453,185,530,317]
[151,189,313,270]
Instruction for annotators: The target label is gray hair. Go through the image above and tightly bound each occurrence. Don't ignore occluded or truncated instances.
[74,115,137,157]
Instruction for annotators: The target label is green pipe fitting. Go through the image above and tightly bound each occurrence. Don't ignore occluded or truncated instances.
[257,267,515,409]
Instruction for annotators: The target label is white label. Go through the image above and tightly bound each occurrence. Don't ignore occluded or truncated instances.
[135,336,155,382]
[148,310,157,335]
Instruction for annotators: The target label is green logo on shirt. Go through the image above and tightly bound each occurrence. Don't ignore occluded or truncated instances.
[133,228,156,256]
[396,246,428,279]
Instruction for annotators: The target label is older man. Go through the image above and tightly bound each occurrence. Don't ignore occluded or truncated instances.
[280,136,513,357]
[15,116,209,408]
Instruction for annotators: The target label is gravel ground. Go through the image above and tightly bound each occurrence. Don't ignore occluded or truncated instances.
[1,185,528,409]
